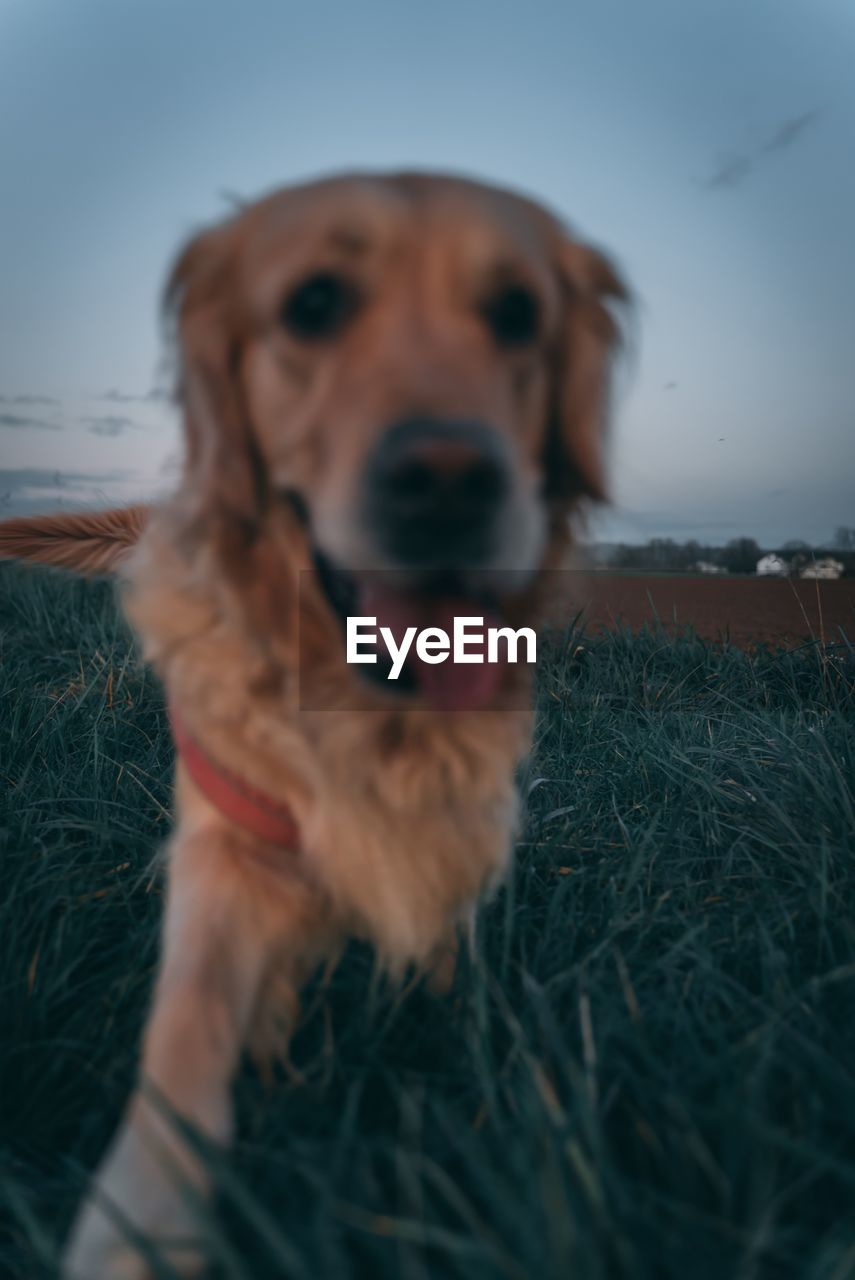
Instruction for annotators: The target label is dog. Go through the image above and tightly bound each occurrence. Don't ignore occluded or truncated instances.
[0,170,626,1278]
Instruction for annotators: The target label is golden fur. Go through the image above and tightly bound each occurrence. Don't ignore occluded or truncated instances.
[0,503,149,574]
[0,171,626,1279]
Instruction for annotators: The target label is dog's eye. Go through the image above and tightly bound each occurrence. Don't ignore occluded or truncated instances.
[281,272,359,340]
[483,284,540,346]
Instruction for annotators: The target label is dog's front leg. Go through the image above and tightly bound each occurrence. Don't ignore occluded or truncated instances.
[63,816,302,1280]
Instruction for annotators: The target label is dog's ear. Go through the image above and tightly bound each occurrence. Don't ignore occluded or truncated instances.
[545,237,628,505]
[164,218,267,551]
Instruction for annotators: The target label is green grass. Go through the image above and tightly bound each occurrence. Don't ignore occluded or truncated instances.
[1,563,854,1280]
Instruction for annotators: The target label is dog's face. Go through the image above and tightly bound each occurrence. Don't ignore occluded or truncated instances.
[170,172,624,569]
[167,172,625,702]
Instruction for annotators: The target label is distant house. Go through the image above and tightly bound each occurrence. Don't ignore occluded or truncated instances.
[693,560,728,575]
[756,554,788,577]
[801,558,844,580]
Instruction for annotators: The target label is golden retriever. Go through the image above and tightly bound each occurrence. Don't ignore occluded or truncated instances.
[0,170,626,1279]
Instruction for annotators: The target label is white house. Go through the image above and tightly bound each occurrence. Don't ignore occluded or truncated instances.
[801,558,844,580]
[756,554,788,577]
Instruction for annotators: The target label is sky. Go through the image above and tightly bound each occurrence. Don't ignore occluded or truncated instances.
[1,0,853,546]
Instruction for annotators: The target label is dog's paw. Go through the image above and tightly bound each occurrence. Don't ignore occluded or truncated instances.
[63,1203,208,1279]
[62,1118,211,1279]
[63,1188,209,1280]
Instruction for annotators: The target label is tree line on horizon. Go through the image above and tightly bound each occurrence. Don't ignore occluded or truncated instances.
[598,528,855,576]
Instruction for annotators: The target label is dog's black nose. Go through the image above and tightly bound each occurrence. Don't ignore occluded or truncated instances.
[365,418,511,567]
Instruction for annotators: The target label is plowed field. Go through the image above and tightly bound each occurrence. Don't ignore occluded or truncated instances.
[564,573,855,648]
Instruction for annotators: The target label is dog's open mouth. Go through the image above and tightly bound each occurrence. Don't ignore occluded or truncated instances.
[312,549,511,711]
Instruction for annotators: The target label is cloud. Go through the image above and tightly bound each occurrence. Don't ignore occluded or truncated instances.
[760,110,819,155]
[218,188,247,210]
[705,154,754,190]
[704,108,820,190]
[0,393,58,405]
[0,466,169,517]
[98,388,147,403]
[82,414,140,437]
[0,466,166,517]
[0,412,60,430]
[0,466,135,490]
[97,385,173,406]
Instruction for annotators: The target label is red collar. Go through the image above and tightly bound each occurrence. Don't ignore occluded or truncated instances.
[169,706,300,849]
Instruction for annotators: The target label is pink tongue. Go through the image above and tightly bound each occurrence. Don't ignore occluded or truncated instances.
[360,584,505,711]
